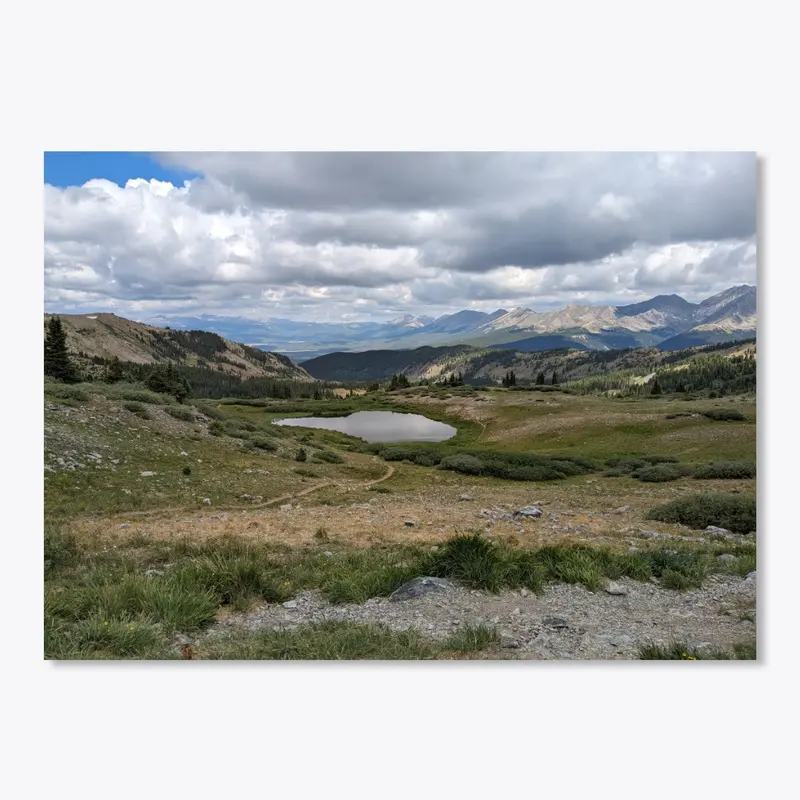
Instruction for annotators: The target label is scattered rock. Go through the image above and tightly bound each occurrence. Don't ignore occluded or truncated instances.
[705,525,732,536]
[208,514,228,522]
[119,523,130,528]
[604,581,628,596]
[404,519,418,527]
[389,576,454,602]
[282,600,299,609]
[202,497,212,505]
[501,634,520,649]
[611,634,633,647]
[519,588,530,597]
[280,504,293,512]
[745,571,757,582]
[640,530,662,539]
[717,553,736,562]
[515,506,543,519]
[543,615,569,629]
[322,551,334,558]
[140,471,156,477]
[459,494,474,501]
[180,451,188,456]
[612,506,632,514]
[510,607,521,616]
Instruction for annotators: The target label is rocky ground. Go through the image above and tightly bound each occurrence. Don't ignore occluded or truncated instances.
[205,571,757,660]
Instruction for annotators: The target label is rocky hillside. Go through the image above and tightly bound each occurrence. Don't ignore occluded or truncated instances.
[45,313,313,381]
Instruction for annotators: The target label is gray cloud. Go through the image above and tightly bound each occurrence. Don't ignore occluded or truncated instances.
[44,153,756,321]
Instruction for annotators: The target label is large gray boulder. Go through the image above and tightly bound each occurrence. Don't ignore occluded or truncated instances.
[389,576,454,602]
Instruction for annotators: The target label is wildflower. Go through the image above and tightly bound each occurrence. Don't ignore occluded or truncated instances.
[103,621,109,626]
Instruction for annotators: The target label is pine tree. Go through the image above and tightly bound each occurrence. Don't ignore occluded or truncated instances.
[44,316,78,383]
[103,356,124,384]
[551,370,559,385]
[650,377,662,396]
[535,372,545,386]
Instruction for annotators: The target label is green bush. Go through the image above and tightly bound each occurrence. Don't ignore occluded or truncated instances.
[633,464,691,483]
[642,454,680,464]
[646,493,756,534]
[312,449,344,464]
[702,409,745,421]
[251,437,278,451]
[437,454,484,475]
[45,384,90,402]
[694,461,756,480]
[122,401,146,413]
[605,457,648,471]
[294,468,319,478]
[295,448,308,462]
[182,466,192,476]
[166,406,195,422]
[120,389,168,405]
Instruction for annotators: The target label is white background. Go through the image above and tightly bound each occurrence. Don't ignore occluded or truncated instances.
[0,1,796,797]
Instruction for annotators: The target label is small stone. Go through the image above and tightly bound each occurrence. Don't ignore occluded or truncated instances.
[140,471,156,477]
[430,545,439,552]
[280,504,292,512]
[119,523,130,528]
[459,494,474,501]
[542,616,569,629]
[510,607,521,616]
[515,506,543,519]
[604,581,628,596]
[520,588,530,597]
[282,600,298,609]
[611,634,633,647]
[745,571,757,582]
[613,506,632,514]
[322,551,333,558]
[705,525,732,535]
[640,530,661,539]
[404,519,417,527]
[202,497,212,505]
[717,553,736,562]
[490,616,500,624]
[500,635,520,649]
[180,451,188,456]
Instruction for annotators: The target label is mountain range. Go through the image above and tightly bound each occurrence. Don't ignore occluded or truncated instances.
[143,285,756,361]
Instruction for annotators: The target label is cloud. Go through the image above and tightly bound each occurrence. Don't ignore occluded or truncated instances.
[44,153,756,321]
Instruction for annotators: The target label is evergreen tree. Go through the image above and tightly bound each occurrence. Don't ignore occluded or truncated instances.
[650,377,662,395]
[551,370,559,385]
[535,372,545,385]
[44,316,79,383]
[103,356,124,384]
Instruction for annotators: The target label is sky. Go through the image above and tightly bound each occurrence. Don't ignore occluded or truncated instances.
[43,152,757,323]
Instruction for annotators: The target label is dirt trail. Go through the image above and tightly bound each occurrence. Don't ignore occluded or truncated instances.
[86,460,395,520]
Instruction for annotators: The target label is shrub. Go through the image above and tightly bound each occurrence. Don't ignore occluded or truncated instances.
[45,384,90,402]
[120,389,168,405]
[633,464,691,483]
[438,454,484,475]
[182,466,192,476]
[605,457,648,471]
[312,449,344,464]
[369,485,392,493]
[427,534,504,591]
[702,409,745,421]
[694,461,756,480]
[166,406,195,422]
[122,401,146,413]
[642,454,680,464]
[251,437,278,451]
[294,468,319,478]
[646,493,756,534]
[295,448,308,462]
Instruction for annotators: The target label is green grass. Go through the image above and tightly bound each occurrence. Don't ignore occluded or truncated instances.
[443,623,500,653]
[165,406,196,422]
[198,621,438,660]
[646,493,756,534]
[638,640,756,660]
[633,464,692,482]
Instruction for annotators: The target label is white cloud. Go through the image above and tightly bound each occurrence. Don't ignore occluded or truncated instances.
[44,153,757,321]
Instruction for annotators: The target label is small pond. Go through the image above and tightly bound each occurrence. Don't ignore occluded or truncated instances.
[272,411,457,443]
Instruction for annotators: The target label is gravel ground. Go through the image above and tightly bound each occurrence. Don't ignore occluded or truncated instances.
[205,573,757,660]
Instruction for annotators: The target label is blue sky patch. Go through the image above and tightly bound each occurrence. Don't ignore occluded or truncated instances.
[44,152,200,188]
